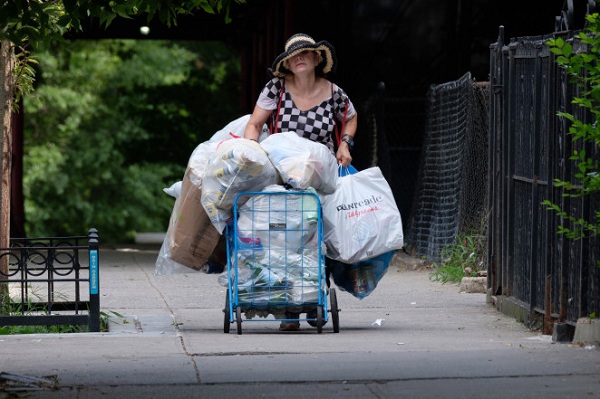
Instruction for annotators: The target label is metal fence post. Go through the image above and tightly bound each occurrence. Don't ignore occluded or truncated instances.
[88,228,100,332]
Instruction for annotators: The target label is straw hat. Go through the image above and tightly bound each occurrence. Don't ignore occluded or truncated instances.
[271,33,337,77]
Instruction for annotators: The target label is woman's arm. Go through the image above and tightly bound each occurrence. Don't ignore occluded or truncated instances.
[244,105,272,141]
[336,113,357,167]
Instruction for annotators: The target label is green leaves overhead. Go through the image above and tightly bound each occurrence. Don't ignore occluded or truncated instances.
[1,0,246,49]
[1,0,245,104]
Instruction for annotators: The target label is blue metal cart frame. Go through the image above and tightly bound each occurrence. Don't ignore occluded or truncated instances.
[223,189,340,334]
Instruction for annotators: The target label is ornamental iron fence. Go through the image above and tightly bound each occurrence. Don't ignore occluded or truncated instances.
[488,26,599,334]
[0,229,101,332]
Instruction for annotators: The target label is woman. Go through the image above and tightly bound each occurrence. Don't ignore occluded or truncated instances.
[244,33,358,331]
[244,33,357,167]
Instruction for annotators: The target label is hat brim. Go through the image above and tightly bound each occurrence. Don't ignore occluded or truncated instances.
[271,41,336,77]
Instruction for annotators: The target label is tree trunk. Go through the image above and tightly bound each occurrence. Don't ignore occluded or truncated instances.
[0,39,15,311]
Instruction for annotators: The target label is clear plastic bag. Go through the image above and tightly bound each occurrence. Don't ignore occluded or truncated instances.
[260,132,338,194]
[201,139,279,233]
[236,185,319,251]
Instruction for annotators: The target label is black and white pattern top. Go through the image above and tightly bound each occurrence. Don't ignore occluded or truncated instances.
[256,77,356,153]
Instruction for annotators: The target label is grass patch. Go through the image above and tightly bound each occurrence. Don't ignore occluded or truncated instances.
[0,323,98,335]
[0,296,124,334]
[430,234,486,284]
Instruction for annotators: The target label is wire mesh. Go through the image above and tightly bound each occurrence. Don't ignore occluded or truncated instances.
[228,190,327,321]
[404,72,489,263]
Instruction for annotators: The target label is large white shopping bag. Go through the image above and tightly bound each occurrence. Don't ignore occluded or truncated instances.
[322,167,404,263]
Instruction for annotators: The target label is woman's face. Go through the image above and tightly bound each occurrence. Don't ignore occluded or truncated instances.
[286,50,320,74]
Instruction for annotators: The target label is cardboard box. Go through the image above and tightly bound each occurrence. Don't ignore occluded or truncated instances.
[168,168,221,270]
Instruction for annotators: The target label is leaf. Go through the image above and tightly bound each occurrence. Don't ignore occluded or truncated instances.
[110,310,125,318]
[200,3,216,14]
[563,42,573,57]
[553,37,565,48]
[556,55,570,65]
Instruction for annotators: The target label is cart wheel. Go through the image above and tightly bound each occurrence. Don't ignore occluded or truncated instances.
[306,307,319,328]
[330,288,340,333]
[223,289,230,333]
[316,306,324,334]
[236,306,243,335]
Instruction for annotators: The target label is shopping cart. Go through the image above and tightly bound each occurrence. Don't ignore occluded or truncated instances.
[223,188,340,334]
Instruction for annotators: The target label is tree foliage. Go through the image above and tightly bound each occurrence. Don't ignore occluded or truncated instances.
[0,0,244,242]
[1,0,243,47]
[546,13,600,244]
[24,39,240,242]
[1,0,244,103]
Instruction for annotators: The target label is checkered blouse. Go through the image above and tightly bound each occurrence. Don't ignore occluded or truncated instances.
[256,78,356,153]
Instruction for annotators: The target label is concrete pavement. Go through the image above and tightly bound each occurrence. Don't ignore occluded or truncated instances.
[1,246,599,398]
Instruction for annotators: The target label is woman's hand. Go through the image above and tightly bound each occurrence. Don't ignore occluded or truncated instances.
[336,143,352,167]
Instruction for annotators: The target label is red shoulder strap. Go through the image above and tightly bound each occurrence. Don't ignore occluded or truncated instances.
[270,80,285,135]
[333,83,349,146]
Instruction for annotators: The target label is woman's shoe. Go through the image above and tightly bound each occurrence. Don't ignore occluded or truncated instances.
[279,322,300,331]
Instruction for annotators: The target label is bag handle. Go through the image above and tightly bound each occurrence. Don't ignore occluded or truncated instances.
[338,164,358,177]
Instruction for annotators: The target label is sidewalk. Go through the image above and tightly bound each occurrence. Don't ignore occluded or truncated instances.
[1,246,599,398]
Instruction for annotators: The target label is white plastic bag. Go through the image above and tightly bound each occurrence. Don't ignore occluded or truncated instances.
[209,114,271,143]
[188,140,220,177]
[260,132,338,194]
[322,167,404,263]
[163,181,182,198]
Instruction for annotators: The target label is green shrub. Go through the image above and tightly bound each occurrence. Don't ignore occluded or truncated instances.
[430,234,486,284]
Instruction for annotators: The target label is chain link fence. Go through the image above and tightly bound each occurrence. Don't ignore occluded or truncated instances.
[403,72,489,263]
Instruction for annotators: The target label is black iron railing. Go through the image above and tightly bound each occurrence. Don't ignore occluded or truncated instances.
[488,25,599,333]
[0,228,100,332]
